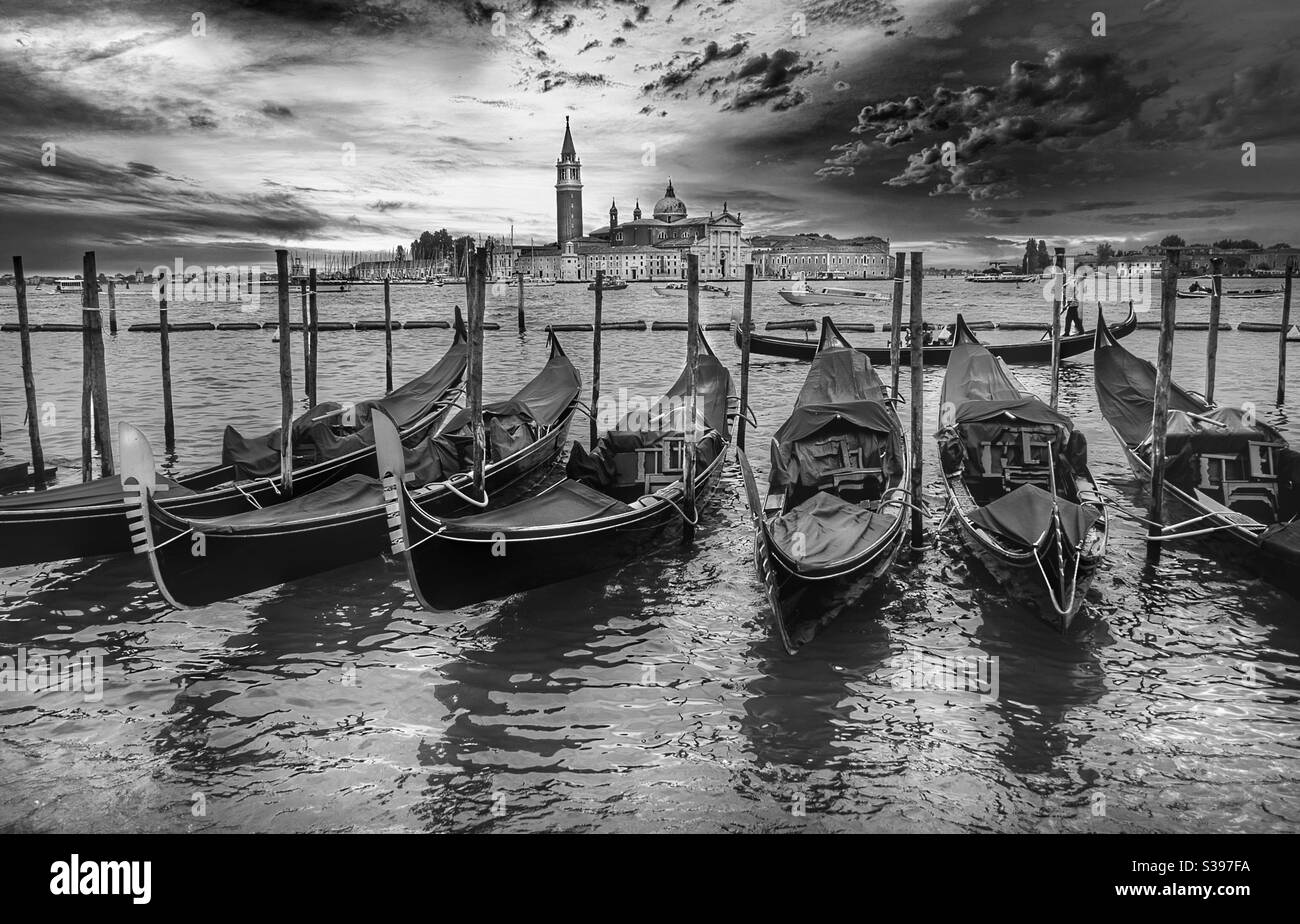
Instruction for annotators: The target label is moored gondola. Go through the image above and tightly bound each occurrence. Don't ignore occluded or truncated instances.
[374,331,735,611]
[0,312,470,569]
[737,317,909,654]
[732,304,1137,365]
[120,332,582,606]
[1093,308,1300,597]
[936,315,1108,630]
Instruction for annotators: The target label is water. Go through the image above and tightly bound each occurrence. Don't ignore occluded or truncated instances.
[1,278,1297,833]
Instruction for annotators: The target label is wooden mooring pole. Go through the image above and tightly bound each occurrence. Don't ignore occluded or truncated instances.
[13,256,46,490]
[383,276,394,393]
[82,252,113,478]
[1206,258,1223,404]
[1149,247,1180,550]
[158,272,176,453]
[890,253,904,400]
[276,250,294,493]
[737,263,754,451]
[517,271,526,334]
[591,270,603,448]
[299,279,310,401]
[467,247,487,501]
[107,279,118,335]
[1278,263,1294,406]
[683,253,701,544]
[1050,247,1065,409]
[909,251,924,549]
[308,268,319,406]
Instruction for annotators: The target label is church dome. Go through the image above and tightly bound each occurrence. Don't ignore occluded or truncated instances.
[652,179,687,222]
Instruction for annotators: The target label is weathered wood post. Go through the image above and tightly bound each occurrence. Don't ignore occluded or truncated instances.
[13,257,46,490]
[82,252,113,478]
[107,279,118,335]
[1205,258,1223,404]
[591,270,603,447]
[683,253,701,544]
[517,270,526,334]
[299,279,310,400]
[158,272,176,453]
[383,276,394,392]
[1050,247,1065,409]
[909,251,925,548]
[467,247,487,500]
[1149,247,1180,547]
[890,253,904,399]
[308,268,319,406]
[1278,263,1294,405]
[275,250,294,493]
[737,263,754,451]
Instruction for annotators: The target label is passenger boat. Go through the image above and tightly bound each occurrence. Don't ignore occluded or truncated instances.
[965,262,1039,283]
[374,331,735,611]
[737,317,909,653]
[1093,308,1300,597]
[0,313,470,568]
[588,277,628,291]
[733,304,1137,365]
[122,332,581,606]
[937,315,1108,630]
[653,282,730,297]
[777,274,889,306]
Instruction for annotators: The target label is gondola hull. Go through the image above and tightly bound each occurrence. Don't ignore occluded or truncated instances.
[734,307,1137,365]
[133,412,576,607]
[400,440,729,611]
[0,409,453,570]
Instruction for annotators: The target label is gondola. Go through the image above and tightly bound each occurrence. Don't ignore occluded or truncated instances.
[120,332,582,607]
[936,315,1108,630]
[0,312,470,569]
[374,331,735,611]
[732,303,1137,365]
[1093,308,1300,597]
[737,317,909,654]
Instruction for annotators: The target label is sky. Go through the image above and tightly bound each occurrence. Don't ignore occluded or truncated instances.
[2,0,1298,273]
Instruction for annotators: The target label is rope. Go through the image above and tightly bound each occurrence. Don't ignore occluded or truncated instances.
[444,477,490,508]
[658,492,701,527]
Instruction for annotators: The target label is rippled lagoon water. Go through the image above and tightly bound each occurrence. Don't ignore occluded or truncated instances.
[1,277,1297,832]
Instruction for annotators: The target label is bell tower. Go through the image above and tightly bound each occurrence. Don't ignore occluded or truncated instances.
[556,117,583,245]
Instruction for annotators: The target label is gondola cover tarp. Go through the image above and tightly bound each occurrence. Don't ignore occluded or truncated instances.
[770,401,900,489]
[1094,333,1205,446]
[968,483,1099,552]
[769,491,893,571]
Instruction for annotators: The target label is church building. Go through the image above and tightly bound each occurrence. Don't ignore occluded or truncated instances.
[499,119,751,282]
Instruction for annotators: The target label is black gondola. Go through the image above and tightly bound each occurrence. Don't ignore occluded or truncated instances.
[732,304,1137,365]
[373,331,735,611]
[0,312,471,569]
[1093,307,1300,597]
[120,332,582,607]
[736,317,910,654]
[936,315,1108,630]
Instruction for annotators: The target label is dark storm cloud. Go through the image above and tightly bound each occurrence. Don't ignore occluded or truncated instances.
[1199,190,1300,203]
[1097,207,1238,224]
[1153,58,1300,143]
[823,48,1169,197]
[260,103,295,119]
[641,41,749,96]
[722,49,814,111]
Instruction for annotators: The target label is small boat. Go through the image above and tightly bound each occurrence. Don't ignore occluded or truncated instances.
[588,277,628,291]
[1179,286,1279,299]
[374,332,735,611]
[777,274,889,306]
[737,317,909,653]
[733,304,1138,365]
[0,313,469,568]
[965,262,1039,283]
[653,282,730,297]
[1093,308,1300,598]
[122,332,582,607]
[937,315,1108,629]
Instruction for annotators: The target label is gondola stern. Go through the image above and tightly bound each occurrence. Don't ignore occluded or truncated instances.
[953,313,980,345]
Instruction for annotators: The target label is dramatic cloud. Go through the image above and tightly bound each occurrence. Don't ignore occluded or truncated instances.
[824,48,1169,197]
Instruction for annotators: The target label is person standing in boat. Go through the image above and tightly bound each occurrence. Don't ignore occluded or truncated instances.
[1060,276,1085,336]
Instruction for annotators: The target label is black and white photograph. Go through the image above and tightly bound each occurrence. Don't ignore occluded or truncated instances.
[0,0,1295,877]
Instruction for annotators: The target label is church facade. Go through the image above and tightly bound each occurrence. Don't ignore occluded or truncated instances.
[496,121,752,282]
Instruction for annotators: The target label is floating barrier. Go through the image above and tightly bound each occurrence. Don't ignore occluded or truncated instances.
[1136,321,1233,331]
[1238,322,1292,333]
[836,322,876,333]
[599,321,647,331]
[650,321,730,330]
[215,322,263,331]
[998,321,1050,331]
[402,320,449,329]
[766,319,816,331]
[354,320,401,330]
[546,323,593,332]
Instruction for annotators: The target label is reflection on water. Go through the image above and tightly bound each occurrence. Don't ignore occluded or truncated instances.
[2,280,1299,832]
